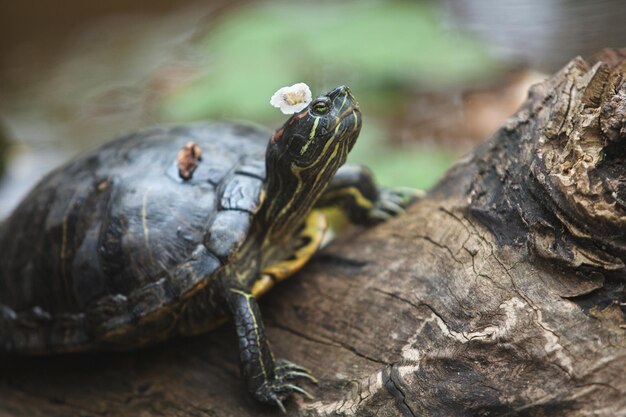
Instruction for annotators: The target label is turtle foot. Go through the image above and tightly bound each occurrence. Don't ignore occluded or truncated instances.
[254,359,316,413]
[368,187,423,223]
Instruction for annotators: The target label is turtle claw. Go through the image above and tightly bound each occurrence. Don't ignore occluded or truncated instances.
[282,371,319,384]
[276,383,315,400]
[255,381,314,411]
[275,359,318,384]
[368,208,393,222]
[275,358,313,374]
[275,398,287,414]
[368,187,422,223]
[254,359,317,411]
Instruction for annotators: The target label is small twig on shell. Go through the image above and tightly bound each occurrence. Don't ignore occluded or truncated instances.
[177,141,202,180]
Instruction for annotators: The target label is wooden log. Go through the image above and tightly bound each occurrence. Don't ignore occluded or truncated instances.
[1,50,625,416]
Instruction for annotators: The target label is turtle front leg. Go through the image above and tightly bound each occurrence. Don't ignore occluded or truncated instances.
[225,288,315,412]
[316,164,422,225]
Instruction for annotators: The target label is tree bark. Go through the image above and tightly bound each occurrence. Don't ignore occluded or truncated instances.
[1,50,625,417]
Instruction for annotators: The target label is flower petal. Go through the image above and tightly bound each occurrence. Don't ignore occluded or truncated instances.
[270,82,312,114]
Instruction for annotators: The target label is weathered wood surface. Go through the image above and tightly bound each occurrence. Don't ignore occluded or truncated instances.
[1,50,626,416]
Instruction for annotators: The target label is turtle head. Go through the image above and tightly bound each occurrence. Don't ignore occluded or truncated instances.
[268,85,361,167]
[262,85,361,236]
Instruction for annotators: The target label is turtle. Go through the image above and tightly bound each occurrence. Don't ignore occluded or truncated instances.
[0,85,414,410]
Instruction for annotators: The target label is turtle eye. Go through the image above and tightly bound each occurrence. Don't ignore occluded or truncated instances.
[311,98,331,115]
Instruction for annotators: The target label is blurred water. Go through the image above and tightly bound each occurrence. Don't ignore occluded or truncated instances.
[0,147,67,216]
[444,0,626,71]
[0,4,214,218]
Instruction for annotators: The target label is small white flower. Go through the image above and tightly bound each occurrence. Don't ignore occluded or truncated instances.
[270,82,312,114]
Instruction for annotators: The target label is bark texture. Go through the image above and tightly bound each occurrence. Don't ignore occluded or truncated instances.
[1,51,626,417]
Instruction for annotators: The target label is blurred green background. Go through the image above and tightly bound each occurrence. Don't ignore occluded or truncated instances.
[162,1,497,188]
[1,0,624,217]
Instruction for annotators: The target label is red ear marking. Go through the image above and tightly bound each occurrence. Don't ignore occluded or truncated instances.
[289,110,309,125]
[272,128,284,143]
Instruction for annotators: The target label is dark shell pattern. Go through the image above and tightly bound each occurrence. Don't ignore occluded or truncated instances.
[0,122,271,352]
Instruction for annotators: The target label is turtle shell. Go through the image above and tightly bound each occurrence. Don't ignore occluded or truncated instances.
[0,122,271,352]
